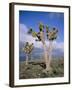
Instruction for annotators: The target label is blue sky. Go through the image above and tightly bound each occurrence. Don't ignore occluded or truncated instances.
[19,10,64,42]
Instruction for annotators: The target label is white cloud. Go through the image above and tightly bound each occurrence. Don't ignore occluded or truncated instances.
[53,41,64,52]
[19,24,28,34]
[20,24,35,42]
[20,24,64,52]
[20,24,42,48]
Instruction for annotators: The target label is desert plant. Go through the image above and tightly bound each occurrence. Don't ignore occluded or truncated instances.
[28,22,58,71]
[22,42,34,65]
[46,26,58,71]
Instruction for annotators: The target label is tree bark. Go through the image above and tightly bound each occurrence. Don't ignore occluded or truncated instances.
[26,54,28,65]
[47,41,53,70]
[43,44,50,70]
[40,31,51,71]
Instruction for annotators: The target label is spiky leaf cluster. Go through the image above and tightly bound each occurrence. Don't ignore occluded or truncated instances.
[23,42,34,54]
[46,27,58,40]
[39,22,44,32]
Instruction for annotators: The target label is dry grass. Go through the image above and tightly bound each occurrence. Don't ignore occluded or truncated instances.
[19,58,64,79]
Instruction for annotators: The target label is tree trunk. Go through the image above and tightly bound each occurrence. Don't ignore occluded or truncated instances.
[47,41,53,70]
[40,31,51,71]
[43,44,50,70]
[26,54,28,65]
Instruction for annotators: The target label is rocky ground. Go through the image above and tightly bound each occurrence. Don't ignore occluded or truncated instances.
[19,59,64,79]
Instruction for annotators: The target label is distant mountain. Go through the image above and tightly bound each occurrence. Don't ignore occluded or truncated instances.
[52,49,64,57]
[19,41,24,53]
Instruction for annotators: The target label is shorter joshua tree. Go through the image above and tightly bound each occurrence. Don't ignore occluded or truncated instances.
[22,42,34,65]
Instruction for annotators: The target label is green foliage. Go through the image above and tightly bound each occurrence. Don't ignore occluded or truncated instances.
[47,28,58,40]
[28,28,37,38]
[39,22,44,32]
[32,31,37,37]
[23,42,34,54]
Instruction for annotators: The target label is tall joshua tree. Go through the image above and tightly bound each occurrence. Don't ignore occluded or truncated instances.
[28,22,58,71]
[39,23,50,71]
[22,42,34,65]
[46,26,58,71]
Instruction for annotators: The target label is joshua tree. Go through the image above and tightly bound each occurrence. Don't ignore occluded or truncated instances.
[22,42,34,65]
[46,26,58,71]
[28,22,58,71]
